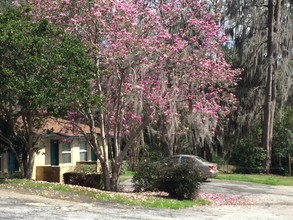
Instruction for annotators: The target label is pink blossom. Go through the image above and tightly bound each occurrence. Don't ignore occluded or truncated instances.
[93,11,102,17]
[59,12,66,17]
[29,0,240,149]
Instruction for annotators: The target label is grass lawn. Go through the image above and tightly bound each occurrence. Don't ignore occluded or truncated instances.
[119,171,135,182]
[216,173,293,186]
[0,178,209,209]
[2,172,290,209]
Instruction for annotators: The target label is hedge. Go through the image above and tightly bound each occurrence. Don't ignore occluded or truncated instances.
[63,172,103,189]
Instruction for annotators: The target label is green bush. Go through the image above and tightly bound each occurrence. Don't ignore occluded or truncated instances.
[133,160,202,200]
[230,124,266,174]
[63,172,103,189]
[157,162,202,200]
[272,107,293,176]
[119,160,129,175]
[231,142,266,174]
[132,161,161,192]
[8,171,22,179]
[74,162,97,174]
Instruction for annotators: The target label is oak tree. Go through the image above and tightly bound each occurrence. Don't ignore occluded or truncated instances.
[0,7,97,178]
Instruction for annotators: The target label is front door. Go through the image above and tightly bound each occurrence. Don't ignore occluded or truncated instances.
[50,140,59,166]
[0,154,2,173]
[8,151,19,172]
[91,147,97,161]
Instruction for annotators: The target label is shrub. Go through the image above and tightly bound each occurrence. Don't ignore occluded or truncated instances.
[119,160,129,175]
[8,171,22,179]
[132,161,161,192]
[74,162,97,173]
[133,160,202,200]
[230,125,266,174]
[231,143,266,174]
[63,172,103,189]
[272,107,293,175]
[157,162,202,200]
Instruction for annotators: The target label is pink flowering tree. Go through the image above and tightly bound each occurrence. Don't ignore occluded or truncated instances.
[30,0,240,191]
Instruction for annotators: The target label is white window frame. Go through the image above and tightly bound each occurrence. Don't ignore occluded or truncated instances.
[61,142,72,164]
[79,141,88,161]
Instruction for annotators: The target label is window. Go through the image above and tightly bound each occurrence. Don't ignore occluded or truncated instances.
[181,156,193,164]
[62,142,71,163]
[80,141,88,161]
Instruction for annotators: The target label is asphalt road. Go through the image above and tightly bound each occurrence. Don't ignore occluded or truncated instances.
[1,179,293,220]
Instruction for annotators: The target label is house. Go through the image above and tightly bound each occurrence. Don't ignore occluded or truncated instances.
[0,117,101,182]
[0,150,19,177]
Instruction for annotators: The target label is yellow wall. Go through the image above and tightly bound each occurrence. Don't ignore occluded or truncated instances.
[1,136,101,182]
[0,152,8,176]
[32,136,99,183]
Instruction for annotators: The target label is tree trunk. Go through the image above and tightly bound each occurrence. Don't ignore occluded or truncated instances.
[263,0,275,174]
[101,160,111,190]
[110,164,120,191]
[101,160,120,191]
[289,153,291,176]
[23,153,35,179]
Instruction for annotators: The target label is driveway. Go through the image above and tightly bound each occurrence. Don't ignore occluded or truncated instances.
[1,179,293,220]
[201,179,293,204]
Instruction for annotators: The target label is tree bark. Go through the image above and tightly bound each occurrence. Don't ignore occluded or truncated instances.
[263,0,279,174]
[23,152,35,179]
[289,153,291,176]
[263,0,274,174]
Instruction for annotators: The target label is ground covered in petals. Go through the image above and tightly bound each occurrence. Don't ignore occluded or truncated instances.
[199,192,252,206]
[115,190,252,206]
[1,180,253,207]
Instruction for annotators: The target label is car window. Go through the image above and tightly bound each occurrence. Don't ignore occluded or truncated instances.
[170,157,179,163]
[163,156,179,165]
[195,156,208,163]
[181,156,194,164]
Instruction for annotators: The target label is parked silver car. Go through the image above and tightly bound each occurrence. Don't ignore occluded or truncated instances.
[167,154,219,180]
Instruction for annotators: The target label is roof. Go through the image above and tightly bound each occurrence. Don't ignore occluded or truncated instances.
[42,117,101,137]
